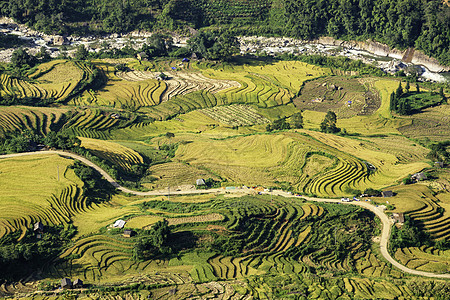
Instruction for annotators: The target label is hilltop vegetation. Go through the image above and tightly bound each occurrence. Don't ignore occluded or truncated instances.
[1,0,449,65]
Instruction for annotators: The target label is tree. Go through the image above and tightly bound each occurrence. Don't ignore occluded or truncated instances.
[75,45,89,60]
[395,81,403,99]
[188,31,239,61]
[320,111,340,133]
[165,132,175,139]
[416,83,420,93]
[10,48,36,70]
[439,87,447,103]
[405,81,410,93]
[133,219,171,260]
[290,112,304,129]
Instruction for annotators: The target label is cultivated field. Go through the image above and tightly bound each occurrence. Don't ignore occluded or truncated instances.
[294,76,380,118]
[1,56,449,298]
[0,154,84,239]
[0,60,87,102]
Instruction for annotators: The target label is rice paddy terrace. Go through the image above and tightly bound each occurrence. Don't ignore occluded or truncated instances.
[0,56,449,298]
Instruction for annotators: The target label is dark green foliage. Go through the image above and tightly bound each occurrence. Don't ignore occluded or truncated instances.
[165,132,175,139]
[0,225,77,281]
[402,174,413,185]
[389,215,431,252]
[427,141,450,163]
[290,111,303,129]
[44,131,81,150]
[188,31,239,61]
[0,34,26,49]
[133,220,171,260]
[74,44,89,60]
[141,34,173,58]
[391,90,443,115]
[266,117,291,132]
[69,161,114,204]
[320,111,340,133]
[363,188,381,197]
[1,0,448,65]
[0,130,40,154]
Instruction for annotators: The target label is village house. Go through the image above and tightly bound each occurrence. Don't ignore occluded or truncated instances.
[61,278,72,289]
[196,178,206,186]
[113,219,126,229]
[34,221,44,233]
[411,172,427,182]
[73,278,83,288]
[392,213,405,224]
[382,191,394,198]
[123,229,135,238]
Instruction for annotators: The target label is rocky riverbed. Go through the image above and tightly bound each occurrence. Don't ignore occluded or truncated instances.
[0,17,448,82]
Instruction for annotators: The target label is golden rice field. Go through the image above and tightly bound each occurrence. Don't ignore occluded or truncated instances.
[0,106,68,136]
[173,130,428,196]
[0,60,84,102]
[79,137,144,171]
[0,154,85,239]
[116,70,241,101]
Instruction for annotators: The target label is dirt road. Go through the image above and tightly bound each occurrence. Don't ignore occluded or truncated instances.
[1,150,449,278]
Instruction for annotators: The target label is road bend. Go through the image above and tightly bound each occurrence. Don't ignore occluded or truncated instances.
[1,150,449,279]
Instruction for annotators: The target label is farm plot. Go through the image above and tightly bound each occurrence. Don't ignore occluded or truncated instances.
[337,79,412,135]
[116,70,241,101]
[294,76,380,118]
[0,60,84,102]
[174,131,425,197]
[128,213,225,229]
[0,154,85,239]
[144,161,221,190]
[398,104,450,142]
[79,137,144,172]
[0,106,68,136]
[395,246,450,273]
[200,104,270,126]
[70,63,166,108]
[200,60,329,108]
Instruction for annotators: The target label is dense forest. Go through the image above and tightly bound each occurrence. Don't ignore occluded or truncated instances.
[0,0,449,64]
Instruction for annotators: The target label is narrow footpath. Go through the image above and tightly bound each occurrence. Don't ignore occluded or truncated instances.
[1,150,449,279]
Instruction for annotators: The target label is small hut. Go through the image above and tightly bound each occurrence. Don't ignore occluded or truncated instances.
[196,178,206,186]
[34,222,44,233]
[123,229,135,238]
[392,213,405,224]
[382,191,394,198]
[435,162,444,168]
[113,219,126,228]
[411,172,427,181]
[61,278,72,289]
[73,278,83,288]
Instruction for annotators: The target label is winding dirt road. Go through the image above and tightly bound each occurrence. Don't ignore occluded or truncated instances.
[1,150,449,279]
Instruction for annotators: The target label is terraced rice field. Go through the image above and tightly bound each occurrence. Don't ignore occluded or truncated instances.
[200,104,270,126]
[116,70,241,101]
[174,131,426,196]
[0,154,86,239]
[394,246,450,273]
[399,104,450,142]
[79,137,144,171]
[0,106,68,136]
[0,60,85,102]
